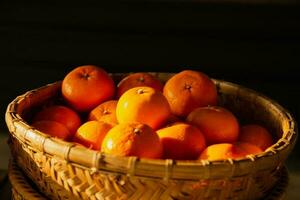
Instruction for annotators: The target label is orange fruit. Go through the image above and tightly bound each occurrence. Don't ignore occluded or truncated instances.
[117,72,163,98]
[116,86,171,130]
[62,65,115,112]
[101,122,162,158]
[239,124,273,150]
[236,142,263,155]
[163,70,217,117]
[33,105,81,135]
[199,142,262,161]
[157,123,206,160]
[200,143,235,161]
[32,120,71,140]
[88,100,118,125]
[73,121,113,150]
[187,106,239,144]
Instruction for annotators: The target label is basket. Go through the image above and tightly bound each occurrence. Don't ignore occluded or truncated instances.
[8,159,45,200]
[7,159,290,200]
[5,73,297,200]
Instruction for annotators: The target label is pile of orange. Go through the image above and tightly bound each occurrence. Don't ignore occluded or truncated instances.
[31,65,274,161]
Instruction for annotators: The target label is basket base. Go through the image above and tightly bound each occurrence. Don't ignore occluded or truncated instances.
[8,159,45,200]
[8,159,288,200]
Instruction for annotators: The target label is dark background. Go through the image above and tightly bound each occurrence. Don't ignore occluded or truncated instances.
[1,1,300,167]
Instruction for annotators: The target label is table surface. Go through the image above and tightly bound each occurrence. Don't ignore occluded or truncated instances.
[0,133,299,199]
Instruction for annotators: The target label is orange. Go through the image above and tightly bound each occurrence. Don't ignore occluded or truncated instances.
[88,100,118,125]
[116,86,171,130]
[73,121,113,150]
[101,122,162,159]
[32,120,71,140]
[33,105,81,135]
[62,65,115,112]
[187,106,239,144]
[199,142,262,161]
[157,123,206,160]
[239,124,273,150]
[117,72,163,98]
[236,142,263,155]
[200,143,235,161]
[163,70,217,117]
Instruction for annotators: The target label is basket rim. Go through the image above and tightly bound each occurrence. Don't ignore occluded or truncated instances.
[5,72,298,180]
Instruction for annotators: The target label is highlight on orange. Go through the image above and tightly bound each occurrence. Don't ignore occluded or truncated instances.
[101,122,163,159]
[116,86,171,130]
[163,70,217,117]
[62,65,115,112]
[117,72,163,98]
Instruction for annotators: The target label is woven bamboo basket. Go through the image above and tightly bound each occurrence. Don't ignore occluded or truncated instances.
[7,159,290,200]
[5,73,297,200]
[8,159,45,200]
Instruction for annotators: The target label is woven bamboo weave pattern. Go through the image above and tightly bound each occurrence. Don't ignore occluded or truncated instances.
[7,159,290,200]
[5,73,297,200]
[8,159,46,200]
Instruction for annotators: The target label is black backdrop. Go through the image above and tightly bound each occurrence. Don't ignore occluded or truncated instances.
[1,1,300,166]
